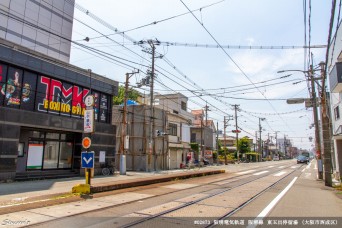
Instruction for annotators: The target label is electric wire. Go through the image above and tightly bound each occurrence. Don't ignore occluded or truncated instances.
[179,0,295,135]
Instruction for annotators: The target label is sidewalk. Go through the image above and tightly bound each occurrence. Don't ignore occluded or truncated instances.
[0,166,225,214]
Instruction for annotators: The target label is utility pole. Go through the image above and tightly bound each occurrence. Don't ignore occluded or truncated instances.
[232,105,240,162]
[203,102,210,161]
[120,70,139,175]
[224,115,233,165]
[259,118,265,161]
[216,121,219,164]
[319,62,332,186]
[284,134,287,158]
[275,131,279,157]
[309,64,324,180]
[148,41,155,172]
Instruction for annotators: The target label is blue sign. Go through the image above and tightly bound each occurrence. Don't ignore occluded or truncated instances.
[81,151,94,168]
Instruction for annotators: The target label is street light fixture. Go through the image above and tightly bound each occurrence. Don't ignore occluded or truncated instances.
[277,66,323,180]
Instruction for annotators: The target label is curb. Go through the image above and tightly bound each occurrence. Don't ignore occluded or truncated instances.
[90,169,225,193]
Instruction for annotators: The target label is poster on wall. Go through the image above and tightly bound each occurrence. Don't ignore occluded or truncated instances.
[20,71,37,111]
[1,67,23,107]
[27,144,44,169]
[100,94,108,122]
[99,151,106,163]
[92,91,100,121]
[0,64,7,106]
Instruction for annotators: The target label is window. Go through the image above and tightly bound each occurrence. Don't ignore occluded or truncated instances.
[334,106,340,120]
[181,101,187,111]
[191,133,196,143]
[173,110,178,114]
[169,123,177,136]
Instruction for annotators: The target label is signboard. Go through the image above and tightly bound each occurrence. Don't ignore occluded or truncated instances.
[124,135,129,150]
[232,130,241,133]
[204,150,213,158]
[84,109,94,133]
[81,151,94,168]
[27,144,44,169]
[99,151,106,163]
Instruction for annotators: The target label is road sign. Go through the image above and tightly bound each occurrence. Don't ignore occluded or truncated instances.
[84,109,94,133]
[82,137,91,149]
[232,130,241,133]
[81,151,94,168]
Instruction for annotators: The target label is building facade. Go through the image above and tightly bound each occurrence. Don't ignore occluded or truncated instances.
[0,0,74,63]
[191,110,216,162]
[154,93,193,169]
[0,39,118,181]
[112,105,168,171]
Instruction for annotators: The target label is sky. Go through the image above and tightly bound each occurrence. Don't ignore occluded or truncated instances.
[71,0,334,150]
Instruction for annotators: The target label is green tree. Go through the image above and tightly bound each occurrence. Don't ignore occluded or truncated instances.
[238,137,251,154]
[113,86,140,105]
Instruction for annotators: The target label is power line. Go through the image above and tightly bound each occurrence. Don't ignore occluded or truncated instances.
[156,41,326,50]
[179,0,295,135]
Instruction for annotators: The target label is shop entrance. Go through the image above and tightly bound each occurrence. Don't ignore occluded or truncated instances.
[18,129,75,171]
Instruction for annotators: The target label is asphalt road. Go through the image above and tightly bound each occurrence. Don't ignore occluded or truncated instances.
[1,160,341,228]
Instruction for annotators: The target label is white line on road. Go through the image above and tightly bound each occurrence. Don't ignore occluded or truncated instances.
[274,171,287,177]
[278,166,285,169]
[248,177,298,228]
[301,168,306,172]
[291,166,297,169]
[237,170,256,175]
[253,171,269,176]
[268,166,274,168]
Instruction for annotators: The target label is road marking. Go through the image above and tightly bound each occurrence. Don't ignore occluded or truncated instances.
[274,171,286,177]
[248,176,298,227]
[291,166,297,169]
[278,166,285,169]
[237,170,256,175]
[268,166,274,168]
[253,171,269,176]
[301,168,306,172]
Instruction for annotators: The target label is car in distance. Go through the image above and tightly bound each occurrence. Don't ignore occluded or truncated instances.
[297,155,309,164]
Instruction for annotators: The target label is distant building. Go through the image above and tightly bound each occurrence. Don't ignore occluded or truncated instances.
[191,110,216,162]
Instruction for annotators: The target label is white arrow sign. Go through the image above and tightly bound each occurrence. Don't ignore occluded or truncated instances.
[83,156,93,164]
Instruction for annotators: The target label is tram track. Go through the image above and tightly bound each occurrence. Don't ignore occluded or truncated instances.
[118,163,304,228]
[28,162,305,227]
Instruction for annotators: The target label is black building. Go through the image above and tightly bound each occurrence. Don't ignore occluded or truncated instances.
[0,40,118,181]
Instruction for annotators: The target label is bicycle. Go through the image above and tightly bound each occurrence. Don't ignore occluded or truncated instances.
[101,161,117,176]
[184,162,201,171]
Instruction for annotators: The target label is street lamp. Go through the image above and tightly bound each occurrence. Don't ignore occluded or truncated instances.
[278,66,323,180]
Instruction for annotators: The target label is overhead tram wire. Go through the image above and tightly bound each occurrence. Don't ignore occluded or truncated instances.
[72,2,232,113]
[71,1,288,120]
[157,41,326,50]
[73,0,227,41]
[179,0,295,134]
[71,1,243,113]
